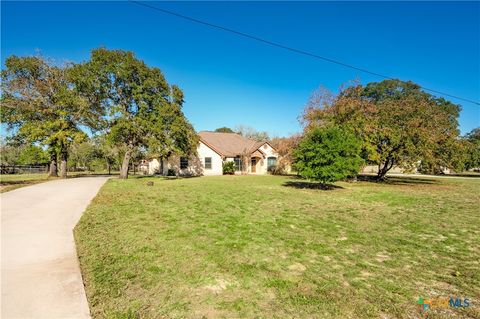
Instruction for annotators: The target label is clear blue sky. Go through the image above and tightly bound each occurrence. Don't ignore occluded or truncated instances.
[2,1,479,137]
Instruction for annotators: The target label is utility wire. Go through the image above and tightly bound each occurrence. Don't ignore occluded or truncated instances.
[129,0,480,106]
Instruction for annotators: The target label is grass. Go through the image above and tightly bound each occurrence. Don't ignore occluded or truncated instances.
[75,175,480,319]
[0,171,123,193]
[0,173,52,192]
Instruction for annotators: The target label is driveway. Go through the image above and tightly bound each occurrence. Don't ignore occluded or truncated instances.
[1,176,108,319]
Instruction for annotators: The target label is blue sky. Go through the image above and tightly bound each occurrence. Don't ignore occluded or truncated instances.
[2,1,479,137]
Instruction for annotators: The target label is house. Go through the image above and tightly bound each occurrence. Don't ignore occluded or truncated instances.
[144,131,279,176]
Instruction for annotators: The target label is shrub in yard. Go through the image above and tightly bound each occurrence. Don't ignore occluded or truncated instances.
[167,168,176,176]
[269,163,286,175]
[222,161,235,175]
[293,126,363,184]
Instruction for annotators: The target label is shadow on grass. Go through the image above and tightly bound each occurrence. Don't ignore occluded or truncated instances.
[283,180,343,190]
[357,174,438,185]
[448,172,480,178]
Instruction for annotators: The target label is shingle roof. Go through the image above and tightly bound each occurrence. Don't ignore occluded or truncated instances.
[199,131,268,157]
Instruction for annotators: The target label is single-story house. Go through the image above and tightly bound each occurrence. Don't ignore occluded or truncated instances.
[142,131,279,176]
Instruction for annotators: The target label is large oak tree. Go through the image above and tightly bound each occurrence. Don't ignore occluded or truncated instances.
[303,80,461,179]
[72,48,197,179]
[1,55,91,178]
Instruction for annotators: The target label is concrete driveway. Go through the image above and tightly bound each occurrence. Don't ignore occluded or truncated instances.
[1,176,108,319]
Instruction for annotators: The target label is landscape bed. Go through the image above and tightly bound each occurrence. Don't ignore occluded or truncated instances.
[75,175,479,318]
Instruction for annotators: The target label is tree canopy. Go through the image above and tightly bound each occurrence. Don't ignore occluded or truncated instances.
[303,79,461,179]
[71,48,198,179]
[463,128,480,171]
[1,55,91,177]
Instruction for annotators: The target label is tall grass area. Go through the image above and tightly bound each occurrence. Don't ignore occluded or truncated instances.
[75,175,479,318]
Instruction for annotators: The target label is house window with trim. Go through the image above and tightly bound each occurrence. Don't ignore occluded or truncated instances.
[234,157,242,171]
[267,156,277,171]
[204,157,212,169]
[180,157,188,169]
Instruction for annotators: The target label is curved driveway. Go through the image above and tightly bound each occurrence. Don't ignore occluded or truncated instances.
[1,177,108,319]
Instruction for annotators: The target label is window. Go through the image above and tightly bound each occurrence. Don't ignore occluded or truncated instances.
[234,157,242,171]
[180,157,188,169]
[204,157,212,169]
[267,157,277,171]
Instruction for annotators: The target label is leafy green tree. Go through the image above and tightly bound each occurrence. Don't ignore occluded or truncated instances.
[68,141,98,171]
[463,128,480,170]
[72,48,198,179]
[293,126,363,183]
[1,55,90,177]
[93,135,121,174]
[147,85,199,169]
[18,145,49,165]
[0,142,23,166]
[303,80,461,179]
[215,127,234,133]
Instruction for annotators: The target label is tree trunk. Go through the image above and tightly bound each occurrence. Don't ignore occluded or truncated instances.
[49,152,58,177]
[107,163,111,175]
[119,149,132,179]
[59,148,68,179]
[377,158,394,180]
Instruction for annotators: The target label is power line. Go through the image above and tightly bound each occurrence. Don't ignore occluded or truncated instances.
[129,0,480,106]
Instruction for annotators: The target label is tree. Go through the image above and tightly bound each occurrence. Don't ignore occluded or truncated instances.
[270,134,302,173]
[215,127,234,133]
[0,143,23,166]
[463,128,480,170]
[93,135,121,175]
[147,85,199,169]
[18,145,49,165]
[1,55,90,178]
[234,125,269,141]
[293,126,363,184]
[69,141,98,171]
[303,80,461,179]
[72,48,197,179]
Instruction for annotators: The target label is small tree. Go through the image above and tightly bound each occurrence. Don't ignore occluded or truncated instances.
[293,126,363,184]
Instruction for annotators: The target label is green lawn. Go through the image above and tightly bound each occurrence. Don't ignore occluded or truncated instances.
[75,175,480,319]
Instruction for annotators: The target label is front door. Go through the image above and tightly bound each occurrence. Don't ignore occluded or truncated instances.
[251,158,257,173]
